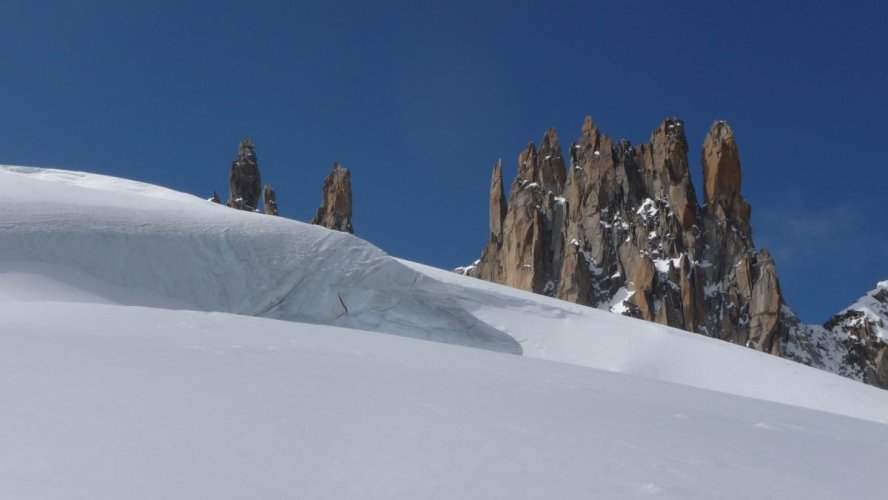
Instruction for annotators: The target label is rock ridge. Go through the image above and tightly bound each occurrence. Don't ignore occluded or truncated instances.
[462,117,795,370]
[462,116,887,389]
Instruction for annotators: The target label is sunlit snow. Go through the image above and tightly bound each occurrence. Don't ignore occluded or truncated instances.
[2,165,888,499]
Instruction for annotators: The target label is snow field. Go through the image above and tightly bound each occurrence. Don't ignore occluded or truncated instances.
[3,164,888,498]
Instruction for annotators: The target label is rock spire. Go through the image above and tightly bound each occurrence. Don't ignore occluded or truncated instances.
[227,138,261,211]
[263,184,278,216]
[702,121,751,226]
[311,163,354,234]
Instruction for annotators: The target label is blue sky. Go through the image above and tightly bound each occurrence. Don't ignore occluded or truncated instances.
[1,0,885,323]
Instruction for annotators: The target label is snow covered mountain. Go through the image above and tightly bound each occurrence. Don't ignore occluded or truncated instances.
[2,165,888,498]
[783,281,888,387]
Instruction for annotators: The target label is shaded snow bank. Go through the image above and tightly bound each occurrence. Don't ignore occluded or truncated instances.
[0,166,519,354]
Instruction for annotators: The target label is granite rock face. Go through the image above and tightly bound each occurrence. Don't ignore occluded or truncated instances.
[263,184,278,216]
[227,138,262,211]
[311,163,354,234]
[465,117,792,360]
[464,116,888,388]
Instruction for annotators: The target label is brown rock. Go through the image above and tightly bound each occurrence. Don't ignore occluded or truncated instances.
[489,159,506,244]
[557,239,596,304]
[474,130,569,296]
[464,116,808,379]
[678,255,703,332]
[538,128,567,195]
[581,115,595,135]
[515,129,566,196]
[702,121,751,225]
[746,250,784,353]
[638,117,698,231]
[497,183,545,291]
[311,163,354,234]
[516,142,538,186]
[628,252,656,321]
[735,257,754,301]
[702,121,741,203]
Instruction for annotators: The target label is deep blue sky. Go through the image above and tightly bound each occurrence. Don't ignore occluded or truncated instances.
[2,0,886,323]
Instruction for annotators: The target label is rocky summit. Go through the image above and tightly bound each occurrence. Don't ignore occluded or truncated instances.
[459,116,887,389]
[311,162,354,234]
[782,282,888,388]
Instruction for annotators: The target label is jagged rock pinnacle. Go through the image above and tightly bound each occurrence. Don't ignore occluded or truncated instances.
[227,137,261,211]
[538,128,567,194]
[642,117,697,230]
[581,116,595,135]
[263,184,278,216]
[702,120,741,203]
[515,130,566,197]
[311,163,354,234]
[701,121,753,228]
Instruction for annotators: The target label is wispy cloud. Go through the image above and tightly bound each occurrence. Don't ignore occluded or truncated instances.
[754,191,886,266]
[753,189,887,322]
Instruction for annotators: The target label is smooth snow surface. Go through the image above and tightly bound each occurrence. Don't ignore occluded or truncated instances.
[3,165,888,498]
[3,302,888,500]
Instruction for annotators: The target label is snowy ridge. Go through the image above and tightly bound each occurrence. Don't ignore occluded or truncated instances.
[839,280,888,340]
[781,281,888,386]
[3,165,888,424]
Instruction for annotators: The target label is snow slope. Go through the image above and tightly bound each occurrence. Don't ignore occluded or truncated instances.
[3,165,888,425]
[4,165,888,498]
[3,301,888,500]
